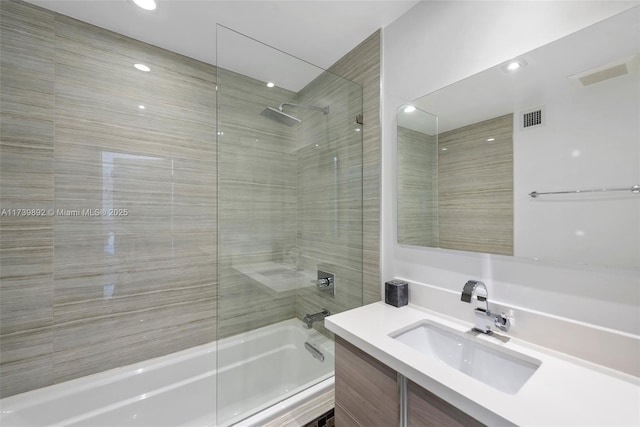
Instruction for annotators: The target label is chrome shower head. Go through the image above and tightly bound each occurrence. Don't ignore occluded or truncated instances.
[261,102,330,127]
[260,106,301,127]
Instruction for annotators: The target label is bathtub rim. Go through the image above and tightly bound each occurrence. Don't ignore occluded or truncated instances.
[0,318,336,427]
[232,376,334,427]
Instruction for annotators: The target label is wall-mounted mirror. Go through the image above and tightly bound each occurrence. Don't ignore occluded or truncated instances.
[397,6,639,270]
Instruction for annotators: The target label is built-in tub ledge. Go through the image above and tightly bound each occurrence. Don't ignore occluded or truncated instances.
[325,302,640,427]
[233,261,316,294]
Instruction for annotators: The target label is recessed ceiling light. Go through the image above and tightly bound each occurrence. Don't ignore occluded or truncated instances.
[315,144,319,147]
[403,105,416,113]
[138,104,146,110]
[355,128,361,132]
[217,131,224,136]
[502,58,528,73]
[134,63,150,72]
[133,0,156,11]
[507,62,521,71]
[266,82,275,88]
[486,137,495,142]
[441,148,448,151]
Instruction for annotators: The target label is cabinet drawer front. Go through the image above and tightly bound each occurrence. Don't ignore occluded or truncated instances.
[408,380,485,427]
[335,337,399,426]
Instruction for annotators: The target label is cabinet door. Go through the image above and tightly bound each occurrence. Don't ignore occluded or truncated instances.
[408,380,485,427]
[335,336,399,426]
[335,402,364,427]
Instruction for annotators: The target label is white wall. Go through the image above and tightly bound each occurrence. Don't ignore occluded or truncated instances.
[382,0,640,335]
[514,64,639,270]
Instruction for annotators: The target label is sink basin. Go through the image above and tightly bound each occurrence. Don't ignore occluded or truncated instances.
[391,321,541,394]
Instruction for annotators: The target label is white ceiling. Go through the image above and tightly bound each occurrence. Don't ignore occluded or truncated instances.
[403,5,639,134]
[25,0,419,91]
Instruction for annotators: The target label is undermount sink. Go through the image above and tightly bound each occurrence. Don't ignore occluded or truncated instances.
[391,321,541,394]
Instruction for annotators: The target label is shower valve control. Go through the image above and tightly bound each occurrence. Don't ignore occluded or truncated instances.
[316,277,333,287]
[311,270,335,296]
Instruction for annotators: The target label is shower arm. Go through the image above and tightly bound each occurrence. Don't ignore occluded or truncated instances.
[279,102,329,115]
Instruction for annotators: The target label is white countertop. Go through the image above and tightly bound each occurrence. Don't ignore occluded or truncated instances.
[325,302,640,427]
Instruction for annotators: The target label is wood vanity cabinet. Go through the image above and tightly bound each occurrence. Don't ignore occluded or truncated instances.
[407,380,484,427]
[335,336,484,427]
[335,336,399,426]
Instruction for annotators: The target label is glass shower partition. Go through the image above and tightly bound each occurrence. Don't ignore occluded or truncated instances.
[216,25,363,426]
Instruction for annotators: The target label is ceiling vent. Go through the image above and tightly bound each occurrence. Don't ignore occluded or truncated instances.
[568,54,639,87]
[520,106,544,130]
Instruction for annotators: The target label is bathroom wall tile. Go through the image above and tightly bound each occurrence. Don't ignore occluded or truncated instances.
[54,14,216,113]
[295,30,381,325]
[438,114,513,255]
[0,0,55,398]
[397,126,438,246]
[0,328,53,397]
[51,298,215,353]
[217,258,296,339]
[216,283,296,338]
[0,275,52,335]
[326,31,381,304]
[217,68,299,337]
[296,102,363,328]
[45,11,216,388]
[1,1,381,399]
[52,311,216,383]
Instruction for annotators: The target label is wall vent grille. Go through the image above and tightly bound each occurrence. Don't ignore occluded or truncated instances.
[523,110,542,127]
[520,106,544,129]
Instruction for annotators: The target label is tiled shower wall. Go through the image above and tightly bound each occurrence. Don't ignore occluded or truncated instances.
[295,30,381,327]
[217,65,364,337]
[214,31,382,337]
[1,0,382,398]
[296,66,364,326]
[1,0,217,397]
[216,67,299,338]
[397,126,438,247]
[327,31,381,305]
[0,0,55,398]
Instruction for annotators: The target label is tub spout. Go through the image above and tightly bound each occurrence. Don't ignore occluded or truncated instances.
[303,309,330,329]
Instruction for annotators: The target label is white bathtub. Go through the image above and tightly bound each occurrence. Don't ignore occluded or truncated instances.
[0,319,335,427]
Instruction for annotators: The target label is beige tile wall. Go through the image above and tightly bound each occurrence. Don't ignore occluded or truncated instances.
[217,31,382,335]
[295,67,364,328]
[0,0,56,398]
[438,114,514,255]
[326,31,381,304]
[1,1,216,397]
[52,13,217,384]
[0,0,382,398]
[216,67,299,338]
[397,126,438,247]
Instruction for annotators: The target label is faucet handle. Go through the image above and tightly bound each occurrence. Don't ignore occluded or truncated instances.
[494,313,511,332]
[311,277,333,287]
